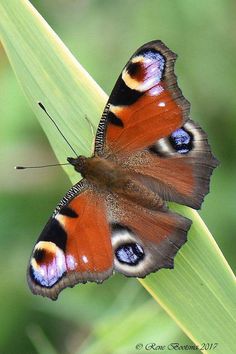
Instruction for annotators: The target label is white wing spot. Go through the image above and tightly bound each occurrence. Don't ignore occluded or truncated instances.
[82,255,88,264]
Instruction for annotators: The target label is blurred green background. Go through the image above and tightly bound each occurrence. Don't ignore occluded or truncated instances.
[0,1,235,353]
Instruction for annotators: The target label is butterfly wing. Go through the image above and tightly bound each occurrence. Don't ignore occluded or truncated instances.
[95,40,189,155]
[95,40,218,210]
[108,195,191,277]
[123,119,218,209]
[28,180,113,300]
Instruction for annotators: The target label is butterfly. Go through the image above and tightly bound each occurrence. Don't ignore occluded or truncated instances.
[28,40,218,300]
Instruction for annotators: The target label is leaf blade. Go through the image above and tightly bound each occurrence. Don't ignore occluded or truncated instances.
[140,208,236,351]
[0,0,106,181]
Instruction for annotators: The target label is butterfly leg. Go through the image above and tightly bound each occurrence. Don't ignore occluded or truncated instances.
[85,115,96,140]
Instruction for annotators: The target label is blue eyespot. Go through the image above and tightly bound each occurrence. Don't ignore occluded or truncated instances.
[169,128,193,154]
[115,243,145,266]
[143,50,165,71]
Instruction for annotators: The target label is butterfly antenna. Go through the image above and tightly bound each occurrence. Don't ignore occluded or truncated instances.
[15,163,71,170]
[38,102,78,157]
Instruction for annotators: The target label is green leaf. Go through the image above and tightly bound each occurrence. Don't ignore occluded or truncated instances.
[78,299,197,354]
[139,205,236,351]
[0,1,235,353]
[0,0,106,183]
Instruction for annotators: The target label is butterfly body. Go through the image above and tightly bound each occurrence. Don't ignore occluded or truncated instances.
[68,155,165,210]
[28,40,218,299]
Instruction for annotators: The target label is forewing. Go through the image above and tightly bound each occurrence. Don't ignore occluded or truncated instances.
[28,180,113,300]
[95,40,189,155]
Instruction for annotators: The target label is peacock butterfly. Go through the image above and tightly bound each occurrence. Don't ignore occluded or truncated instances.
[27,40,218,300]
